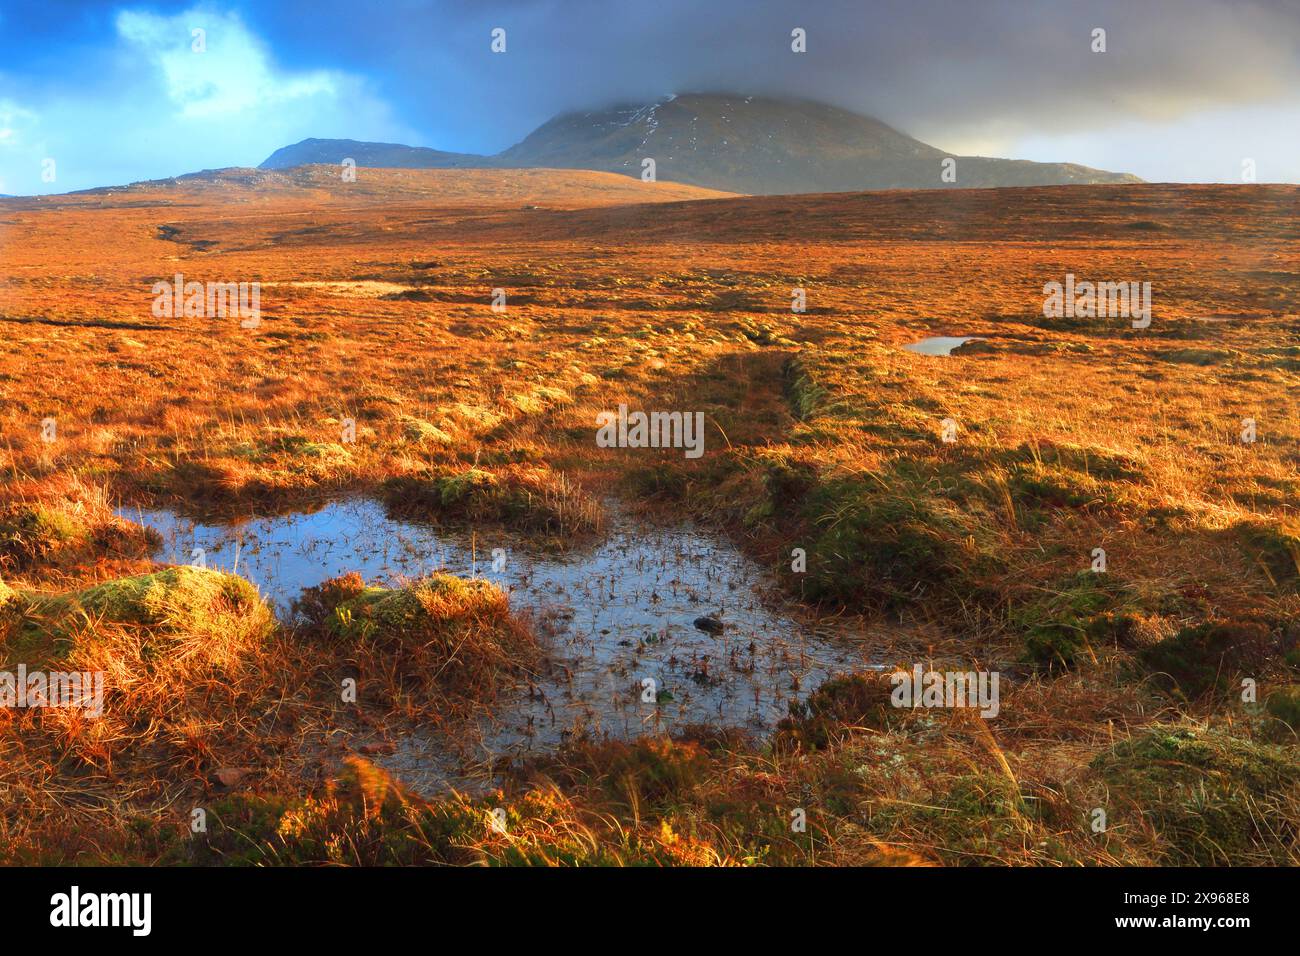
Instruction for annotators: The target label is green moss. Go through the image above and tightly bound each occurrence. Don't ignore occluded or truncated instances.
[330,576,478,643]
[1136,620,1277,700]
[1265,686,1300,731]
[269,435,353,461]
[13,566,273,666]
[1017,571,1135,669]
[1093,726,1300,865]
[72,566,264,630]
[382,468,599,536]
[0,504,89,569]
[428,468,497,505]
[31,507,80,544]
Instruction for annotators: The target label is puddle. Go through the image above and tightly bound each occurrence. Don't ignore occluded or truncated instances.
[120,498,873,793]
[904,336,982,356]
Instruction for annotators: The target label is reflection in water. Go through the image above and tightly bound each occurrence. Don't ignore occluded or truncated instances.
[120,498,874,792]
[904,335,982,356]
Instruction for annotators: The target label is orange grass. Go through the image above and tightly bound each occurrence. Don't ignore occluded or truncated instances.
[0,171,1297,864]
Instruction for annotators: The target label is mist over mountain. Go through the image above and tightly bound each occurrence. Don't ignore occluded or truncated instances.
[259,93,1141,193]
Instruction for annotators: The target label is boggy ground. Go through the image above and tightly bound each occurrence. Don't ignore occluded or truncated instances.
[0,168,1297,865]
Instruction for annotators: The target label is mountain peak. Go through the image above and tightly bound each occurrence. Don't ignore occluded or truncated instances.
[260,93,1141,193]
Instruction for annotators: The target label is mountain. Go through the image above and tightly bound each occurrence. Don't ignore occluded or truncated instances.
[260,137,487,171]
[260,93,1141,193]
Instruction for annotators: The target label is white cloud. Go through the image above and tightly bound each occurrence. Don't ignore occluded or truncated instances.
[0,6,412,193]
[115,8,342,118]
[0,99,37,150]
[1010,102,1300,185]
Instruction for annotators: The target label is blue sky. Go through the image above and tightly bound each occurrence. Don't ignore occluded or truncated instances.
[2,0,1299,194]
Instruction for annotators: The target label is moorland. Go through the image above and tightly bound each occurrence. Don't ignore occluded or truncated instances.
[0,168,1297,865]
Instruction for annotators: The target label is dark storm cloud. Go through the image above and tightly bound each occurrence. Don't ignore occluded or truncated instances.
[237,0,1300,152]
[3,0,1297,191]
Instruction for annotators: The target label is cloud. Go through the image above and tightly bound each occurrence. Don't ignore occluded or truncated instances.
[115,8,340,118]
[433,0,1300,154]
[0,4,411,194]
[0,98,37,151]
[247,0,1297,177]
[2,0,1298,189]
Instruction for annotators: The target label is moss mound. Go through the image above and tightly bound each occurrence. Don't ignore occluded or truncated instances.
[382,466,601,537]
[299,573,537,703]
[777,672,898,750]
[8,504,82,542]
[399,416,454,447]
[0,504,88,570]
[12,566,274,671]
[0,501,157,573]
[1266,685,1300,732]
[1092,726,1300,865]
[1136,620,1278,699]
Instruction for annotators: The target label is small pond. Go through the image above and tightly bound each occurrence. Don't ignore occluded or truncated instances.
[904,336,983,356]
[120,498,875,792]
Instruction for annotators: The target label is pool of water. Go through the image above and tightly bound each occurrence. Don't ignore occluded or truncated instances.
[119,498,873,791]
[904,336,982,356]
